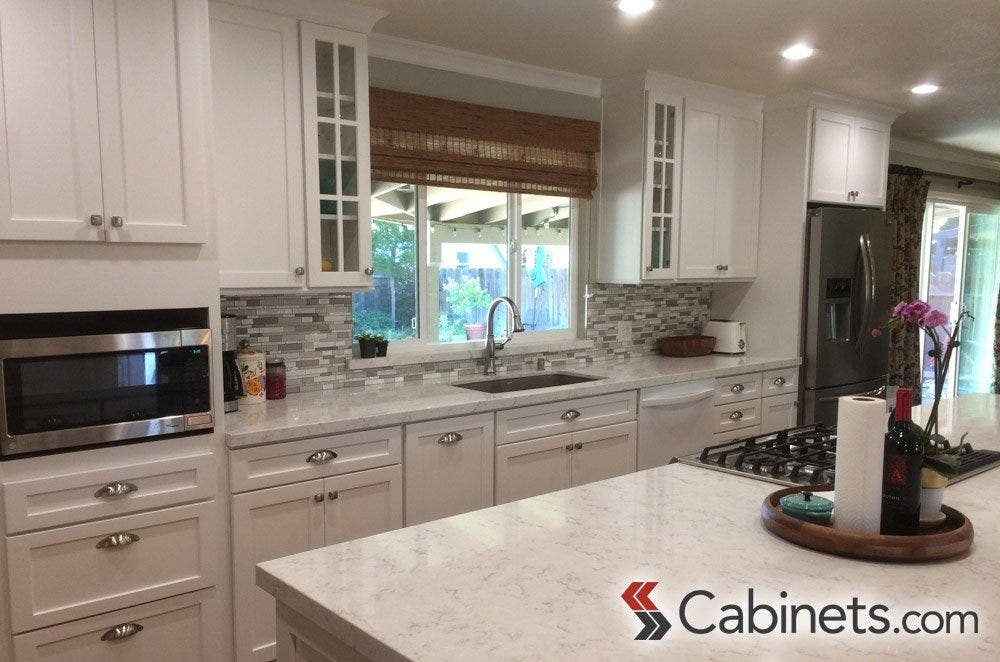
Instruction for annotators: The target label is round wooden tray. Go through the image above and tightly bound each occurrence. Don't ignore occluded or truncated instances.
[761,485,973,562]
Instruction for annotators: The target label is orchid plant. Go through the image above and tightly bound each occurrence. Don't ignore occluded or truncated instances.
[874,299,974,478]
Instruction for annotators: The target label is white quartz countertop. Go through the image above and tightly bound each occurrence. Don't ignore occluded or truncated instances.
[257,395,1000,661]
[225,353,799,448]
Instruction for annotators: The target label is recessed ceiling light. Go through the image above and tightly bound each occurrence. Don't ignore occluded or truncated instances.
[616,0,654,16]
[911,83,939,95]
[781,43,815,60]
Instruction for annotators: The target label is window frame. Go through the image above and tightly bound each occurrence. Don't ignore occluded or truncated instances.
[358,184,580,354]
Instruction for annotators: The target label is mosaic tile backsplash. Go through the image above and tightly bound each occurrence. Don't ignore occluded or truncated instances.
[221,283,711,393]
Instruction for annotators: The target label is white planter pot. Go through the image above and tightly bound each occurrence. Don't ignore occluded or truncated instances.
[919,486,945,522]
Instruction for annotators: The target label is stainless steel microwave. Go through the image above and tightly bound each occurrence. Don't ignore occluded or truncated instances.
[0,311,213,458]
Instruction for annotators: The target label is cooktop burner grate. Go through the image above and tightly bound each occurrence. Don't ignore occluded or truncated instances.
[681,423,1000,486]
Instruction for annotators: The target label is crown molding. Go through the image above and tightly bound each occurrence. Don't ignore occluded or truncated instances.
[368,33,602,98]
[764,90,902,124]
[889,136,1000,178]
[222,0,388,33]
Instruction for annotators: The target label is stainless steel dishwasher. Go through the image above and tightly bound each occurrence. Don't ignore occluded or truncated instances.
[637,379,716,471]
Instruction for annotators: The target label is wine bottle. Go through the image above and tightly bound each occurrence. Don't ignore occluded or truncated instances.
[880,388,923,535]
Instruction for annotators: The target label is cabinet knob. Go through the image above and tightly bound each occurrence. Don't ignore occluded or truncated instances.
[574,442,583,450]
[110,215,124,228]
[729,410,744,421]
[364,267,374,275]
[306,449,337,464]
[437,432,464,445]
[561,409,581,421]
[96,531,141,549]
[565,443,574,451]
[645,265,654,272]
[89,214,104,227]
[328,491,339,500]
[773,376,786,386]
[294,266,305,276]
[101,622,144,642]
[313,493,325,502]
[94,481,138,499]
[731,383,745,393]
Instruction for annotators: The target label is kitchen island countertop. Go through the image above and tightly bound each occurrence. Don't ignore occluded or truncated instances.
[257,395,1000,660]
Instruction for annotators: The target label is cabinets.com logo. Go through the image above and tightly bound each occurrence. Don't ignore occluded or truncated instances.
[622,582,980,640]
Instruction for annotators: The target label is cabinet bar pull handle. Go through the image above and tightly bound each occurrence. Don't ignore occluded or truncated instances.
[437,432,463,445]
[773,377,786,386]
[574,442,583,450]
[101,622,143,641]
[561,409,581,421]
[729,410,744,421]
[328,491,339,500]
[96,532,141,549]
[731,383,745,393]
[94,481,138,499]
[306,449,337,463]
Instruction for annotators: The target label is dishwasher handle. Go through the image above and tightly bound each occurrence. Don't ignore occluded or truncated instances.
[640,388,715,408]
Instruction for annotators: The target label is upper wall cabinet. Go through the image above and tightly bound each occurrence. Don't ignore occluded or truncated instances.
[598,72,762,284]
[0,0,210,244]
[301,23,373,289]
[808,108,890,207]
[211,3,306,289]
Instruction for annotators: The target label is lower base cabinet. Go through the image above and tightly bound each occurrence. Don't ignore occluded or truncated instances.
[12,588,225,662]
[232,464,402,662]
[496,421,637,504]
[760,393,800,433]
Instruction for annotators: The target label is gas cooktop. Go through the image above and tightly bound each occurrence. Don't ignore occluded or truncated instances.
[675,423,1000,486]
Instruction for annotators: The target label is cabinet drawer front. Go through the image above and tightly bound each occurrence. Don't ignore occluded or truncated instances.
[6,501,219,632]
[404,414,494,526]
[714,373,762,405]
[713,402,760,434]
[230,426,402,492]
[496,391,637,445]
[12,588,221,662]
[3,453,215,533]
[761,367,798,397]
[713,425,760,444]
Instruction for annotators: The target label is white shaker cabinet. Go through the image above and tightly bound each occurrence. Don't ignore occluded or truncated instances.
[0,0,210,243]
[808,108,890,207]
[570,421,637,487]
[760,393,800,434]
[231,465,401,662]
[404,414,494,526]
[677,98,762,280]
[211,3,306,289]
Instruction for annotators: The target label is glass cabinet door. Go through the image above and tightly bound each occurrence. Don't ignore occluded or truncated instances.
[643,93,681,280]
[301,23,371,287]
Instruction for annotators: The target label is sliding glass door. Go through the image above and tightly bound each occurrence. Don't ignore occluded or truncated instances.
[919,198,1000,400]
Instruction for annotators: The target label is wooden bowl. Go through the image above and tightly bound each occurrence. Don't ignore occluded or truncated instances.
[761,485,973,562]
[657,335,716,357]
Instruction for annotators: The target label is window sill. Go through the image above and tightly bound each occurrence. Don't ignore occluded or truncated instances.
[347,338,594,370]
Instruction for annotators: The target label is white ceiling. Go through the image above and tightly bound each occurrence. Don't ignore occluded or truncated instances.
[355,0,1000,157]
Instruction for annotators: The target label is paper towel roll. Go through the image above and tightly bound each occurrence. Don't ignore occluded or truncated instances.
[833,396,887,534]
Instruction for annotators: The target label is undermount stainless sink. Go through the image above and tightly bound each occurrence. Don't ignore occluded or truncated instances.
[455,372,603,394]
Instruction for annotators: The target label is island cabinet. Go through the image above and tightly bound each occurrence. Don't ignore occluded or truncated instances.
[404,414,494,526]
[229,428,402,662]
[0,0,210,243]
[212,6,373,290]
[597,71,762,284]
[808,108,890,207]
[494,393,638,505]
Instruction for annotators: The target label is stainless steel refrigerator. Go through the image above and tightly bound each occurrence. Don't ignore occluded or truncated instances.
[802,207,893,425]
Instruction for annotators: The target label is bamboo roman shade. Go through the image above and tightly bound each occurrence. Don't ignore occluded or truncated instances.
[368,88,600,198]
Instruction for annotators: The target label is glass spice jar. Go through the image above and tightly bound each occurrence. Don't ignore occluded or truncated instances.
[265,359,287,400]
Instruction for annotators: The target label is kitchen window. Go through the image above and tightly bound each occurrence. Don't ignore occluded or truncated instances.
[352,181,578,349]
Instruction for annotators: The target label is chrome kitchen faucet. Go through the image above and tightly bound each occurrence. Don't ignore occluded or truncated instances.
[484,297,525,375]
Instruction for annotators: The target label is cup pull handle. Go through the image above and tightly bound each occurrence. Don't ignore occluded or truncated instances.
[306,450,337,464]
[101,622,144,641]
[96,532,141,549]
[729,410,744,421]
[731,384,745,393]
[773,377,786,386]
[437,432,464,445]
[561,409,581,421]
[94,481,138,499]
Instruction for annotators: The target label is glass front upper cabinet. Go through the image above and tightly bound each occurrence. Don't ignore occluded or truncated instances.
[301,23,372,287]
[643,93,682,279]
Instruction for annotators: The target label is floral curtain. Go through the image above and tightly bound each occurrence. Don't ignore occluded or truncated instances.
[887,165,931,400]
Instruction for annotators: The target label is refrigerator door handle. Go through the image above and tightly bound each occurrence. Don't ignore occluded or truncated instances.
[857,233,875,356]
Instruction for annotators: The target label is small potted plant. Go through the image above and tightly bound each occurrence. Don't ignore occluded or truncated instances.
[442,276,492,340]
[375,335,389,357]
[877,299,972,521]
[355,332,380,359]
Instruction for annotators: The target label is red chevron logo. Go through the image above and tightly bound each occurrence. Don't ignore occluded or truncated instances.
[621,581,658,611]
